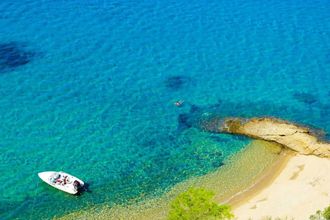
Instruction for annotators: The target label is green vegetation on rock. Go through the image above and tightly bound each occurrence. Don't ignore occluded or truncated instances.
[310,205,330,220]
[168,187,234,220]
[324,206,330,220]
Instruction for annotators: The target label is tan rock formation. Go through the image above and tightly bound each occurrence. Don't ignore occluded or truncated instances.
[220,117,330,158]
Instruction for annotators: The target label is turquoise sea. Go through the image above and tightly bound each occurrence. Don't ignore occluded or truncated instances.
[0,0,329,219]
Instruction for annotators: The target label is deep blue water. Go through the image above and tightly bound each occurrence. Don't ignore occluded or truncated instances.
[0,0,329,219]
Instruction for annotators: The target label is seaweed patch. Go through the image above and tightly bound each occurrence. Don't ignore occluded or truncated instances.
[177,113,193,130]
[0,42,36,73]
[293,92,318,105]
[164,75,191,90]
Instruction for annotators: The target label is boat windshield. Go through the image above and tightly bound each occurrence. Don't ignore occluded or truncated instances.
[50,173,61,183]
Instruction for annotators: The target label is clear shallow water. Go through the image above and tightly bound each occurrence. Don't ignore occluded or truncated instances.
[0,0,329,219]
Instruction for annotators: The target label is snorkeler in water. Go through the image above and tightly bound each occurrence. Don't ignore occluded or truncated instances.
[174,100,184,107]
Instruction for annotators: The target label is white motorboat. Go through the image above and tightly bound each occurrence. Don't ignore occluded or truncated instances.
[38,171,84,194]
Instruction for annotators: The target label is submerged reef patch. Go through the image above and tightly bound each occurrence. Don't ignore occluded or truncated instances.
[175,99,297,133]
[164,75,191,90]
[177,113,194,130]
[119,128,228,198]
[0,42,36,73]
[176,95,330,135]
[293,92,318,105]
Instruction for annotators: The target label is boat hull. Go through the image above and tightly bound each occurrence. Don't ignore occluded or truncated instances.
[38,171,84,194]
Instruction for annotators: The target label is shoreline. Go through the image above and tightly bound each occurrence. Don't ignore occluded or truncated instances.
[209,116,330,219]
[226,149,294,208]
[56,116,330,220]
[56,140,283,220]
[233,154,330,219]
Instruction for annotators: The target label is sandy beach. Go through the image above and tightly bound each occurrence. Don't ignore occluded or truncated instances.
[233,154,330,220]
[56,140,284,220]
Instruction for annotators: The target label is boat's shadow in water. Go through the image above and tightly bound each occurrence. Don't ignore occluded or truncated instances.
[76,182,92,196]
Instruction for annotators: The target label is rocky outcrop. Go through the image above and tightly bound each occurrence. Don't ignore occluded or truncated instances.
[218,117,330,158]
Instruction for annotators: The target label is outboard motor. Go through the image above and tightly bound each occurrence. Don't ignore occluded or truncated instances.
[73,180,81,191]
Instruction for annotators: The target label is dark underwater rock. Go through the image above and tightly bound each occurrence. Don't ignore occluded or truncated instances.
[293,92,318,105]
[199,115,225,133]
[189,104,202,113]
[176,98,324,136]
[164,75,191,90]
[0,42,36,73]
[178,113,193,130]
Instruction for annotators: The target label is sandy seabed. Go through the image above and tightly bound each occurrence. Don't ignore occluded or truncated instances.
[56,140,283,220]
[56,138,330,220]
